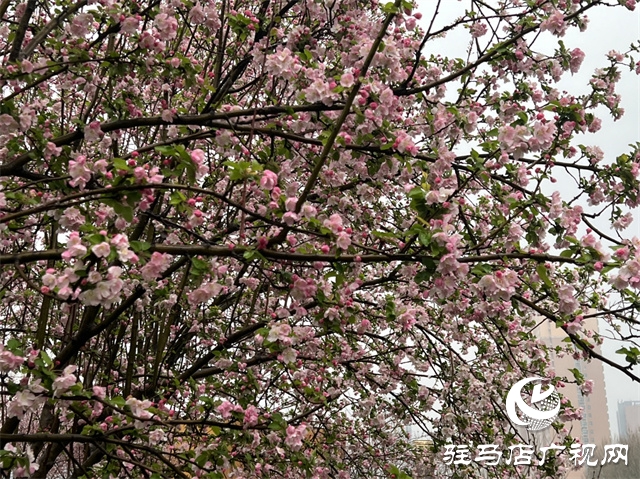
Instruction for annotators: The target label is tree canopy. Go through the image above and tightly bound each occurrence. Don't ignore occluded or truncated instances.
[0,0,639,477]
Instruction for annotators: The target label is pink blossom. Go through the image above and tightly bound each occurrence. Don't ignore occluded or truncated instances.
[569,48,585,74]
[7,390,37,418]
[265,48,300,80]
[59,207,86,230]
[282,211,299,226]
[285,197,298,211]
[93,159,108,174]
[42,271,57,288]
[69,13,93,37]
[301,204,317,218]
[267,323,292,343]
[425,188,453,205]
[304,79,335,106]
[558,284,580,314]
[68,155,92,189]
[154,13,178,40]
[0,344,23,372]
[91,242,111,258]
[613,212,633,231]
[280,347,297,364]
[291,277,317,301]
[580,380,594,395]
[470,22,488,38]
[62,232,87,261]
[188,282,223,305]
[323,213,344,234]
[20,60,33,73]
[93,386,107,399]
[478,270,519,300]
[110,234,129,250]
[541,10,567,37]
[336,232,351,250]
[565,318,583,334]
[120,16,139,34]
[52,365,78,396]
[260,170,278,190]
[531,121,556,150]
[0,114,19,135]
[161,109,174,122]
[140,252,172,281]
[126,397,154,419]
[217,400,234,419]
[340,71,355,87]
[394,131,417,155]
[84,121,103,143]
[149,429,166,444]
[588,117,602,133]
[285,424,307,450]
[188,3,206,24]
[243,405,259,426]
[186,148,209,178]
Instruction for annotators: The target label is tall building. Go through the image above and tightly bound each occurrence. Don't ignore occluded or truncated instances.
[536,318,611,479]
[616,400,640,438]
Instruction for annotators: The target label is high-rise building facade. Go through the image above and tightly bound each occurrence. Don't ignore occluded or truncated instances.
[536,318,611,479]
[617,400,640,438]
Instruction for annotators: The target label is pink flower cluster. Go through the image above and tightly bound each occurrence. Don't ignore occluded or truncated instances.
[154,13,178,40]
[189,149,210,178]
[290,276,317,301]
[7,379,46,419]
[477,270,519,301]
[61,232,87,261]
[0,344,23,372]
[78,266,124,308]
[285,424,307,450]
[217,400,256,426]
[140,252,173,281]
[260,170,278,190]
[41,263,83,299]
[188,281,224,306]
[540,10,567,37]
[52,365,78,396]
[557,285,580,314]
[267,323,292,344]
[265,48,301,81]
[611,252,640,290]
[68,155,92,189]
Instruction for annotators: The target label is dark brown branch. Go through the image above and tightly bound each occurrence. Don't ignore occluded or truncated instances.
[8,0,37,61]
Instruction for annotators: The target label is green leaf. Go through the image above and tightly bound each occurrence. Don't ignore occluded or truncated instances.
[568,367,584,383]
[111,396,126,408]
[169,191,187,206]
[382,1,398,14]
[112,158,129,171]
[129,240,150,252]
[536,264,553,288]
[560,249,574,258]
[191,257,210,270]
[243,249,266,262]
[102,199,133,223]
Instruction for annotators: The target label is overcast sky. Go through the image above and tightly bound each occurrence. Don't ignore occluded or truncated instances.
[414,1,640,439]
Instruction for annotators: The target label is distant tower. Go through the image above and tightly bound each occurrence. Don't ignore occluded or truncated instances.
[617,400,640,439]
[535,316,611,479]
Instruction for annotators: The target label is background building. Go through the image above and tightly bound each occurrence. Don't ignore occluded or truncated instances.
[616,400,640,439]
[536,318,611,479]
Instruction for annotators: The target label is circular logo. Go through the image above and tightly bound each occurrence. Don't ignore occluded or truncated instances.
[505,377,560,431]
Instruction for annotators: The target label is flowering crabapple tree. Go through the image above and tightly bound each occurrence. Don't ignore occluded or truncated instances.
[0,0,639,477]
